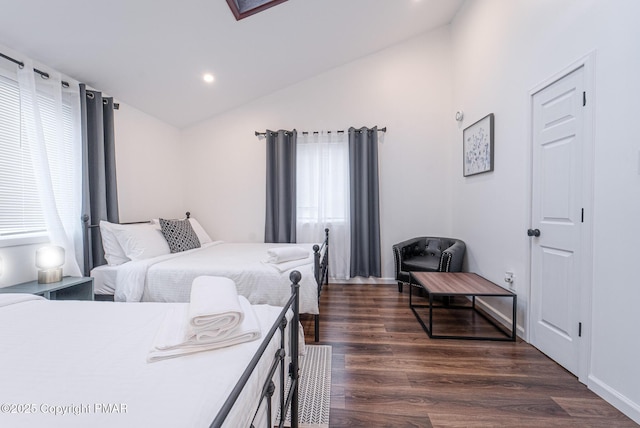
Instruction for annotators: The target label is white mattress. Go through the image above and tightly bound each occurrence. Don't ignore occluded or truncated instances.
[113,242,320,314]
[91,264,118,295]
[0,294,287,427]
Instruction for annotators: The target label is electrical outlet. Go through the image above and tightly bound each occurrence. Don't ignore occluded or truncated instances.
[504,271,514,289]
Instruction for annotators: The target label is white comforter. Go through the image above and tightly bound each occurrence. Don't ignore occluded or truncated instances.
[114,241,319,314]
[0,294,287,428]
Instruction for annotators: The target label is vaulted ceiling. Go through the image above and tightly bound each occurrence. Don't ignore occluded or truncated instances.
[0,0,464,128]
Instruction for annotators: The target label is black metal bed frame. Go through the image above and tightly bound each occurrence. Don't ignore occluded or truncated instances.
[312,228,329,342]
[211,271,300,428]
[82,213,330,342]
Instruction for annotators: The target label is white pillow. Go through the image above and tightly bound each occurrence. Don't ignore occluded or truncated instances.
[111,223,171,261]
[99,221,130,266]
[189,218,213,244]
[151,217,213,244]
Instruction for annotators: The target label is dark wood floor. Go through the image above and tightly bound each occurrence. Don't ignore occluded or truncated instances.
[301,283,637,427]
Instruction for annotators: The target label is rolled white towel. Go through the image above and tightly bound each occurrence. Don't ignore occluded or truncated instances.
[266,246,309,264]
[148,296,261,363]
[188,276,244,337]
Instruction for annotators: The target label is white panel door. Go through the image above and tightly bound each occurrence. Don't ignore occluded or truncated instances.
[530,66,585,375]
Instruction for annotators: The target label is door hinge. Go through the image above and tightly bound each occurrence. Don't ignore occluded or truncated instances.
[578,322,582,337]
[581,208,584,223]
[583,91,586,106]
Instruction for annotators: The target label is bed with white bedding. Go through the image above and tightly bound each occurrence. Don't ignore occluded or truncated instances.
[0,274,301,428]
[85,214,329,341]
[91,264,118,295]
[115,242,317,310]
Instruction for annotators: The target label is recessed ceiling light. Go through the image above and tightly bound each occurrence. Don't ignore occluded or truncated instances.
[203,73,215,83]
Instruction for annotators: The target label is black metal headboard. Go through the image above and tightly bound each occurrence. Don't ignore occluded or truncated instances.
[82,211,191,276]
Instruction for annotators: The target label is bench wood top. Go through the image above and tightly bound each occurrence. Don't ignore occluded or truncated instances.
[410,272,514,296]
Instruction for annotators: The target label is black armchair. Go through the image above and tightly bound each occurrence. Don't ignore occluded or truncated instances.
[392,237,466,292]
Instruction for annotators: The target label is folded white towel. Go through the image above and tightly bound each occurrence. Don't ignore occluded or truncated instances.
[266,246,309,264]
[188,276,244,338]
[264,257,313,273]
[148,296,261,363]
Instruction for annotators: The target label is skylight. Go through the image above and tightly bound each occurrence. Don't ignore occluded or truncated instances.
[225,0,288,20]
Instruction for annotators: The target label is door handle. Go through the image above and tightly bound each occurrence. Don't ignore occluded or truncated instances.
[527,228,541,237]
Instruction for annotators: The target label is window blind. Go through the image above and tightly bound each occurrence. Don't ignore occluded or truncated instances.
[0,72,75,237]
[0,73,45,235]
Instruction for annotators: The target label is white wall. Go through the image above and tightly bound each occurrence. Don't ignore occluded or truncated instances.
[450,0,640,422]
[0,243,43,287]
[180,27,455,280]
[114,104,184,222]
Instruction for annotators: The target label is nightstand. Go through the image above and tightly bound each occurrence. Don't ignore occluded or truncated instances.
[0,276,94,301]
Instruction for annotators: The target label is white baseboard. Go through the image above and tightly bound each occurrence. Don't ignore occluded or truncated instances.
[588,374,640,425]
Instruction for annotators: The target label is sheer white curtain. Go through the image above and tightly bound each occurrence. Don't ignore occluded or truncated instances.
[17,60,82,276]
[296,131,350,280]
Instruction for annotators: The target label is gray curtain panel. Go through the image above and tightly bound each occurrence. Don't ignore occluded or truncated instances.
[348,126,381,278]
[80,83,119,274]
[265,129,297,243]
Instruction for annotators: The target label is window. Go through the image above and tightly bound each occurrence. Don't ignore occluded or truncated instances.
[296,131,351,280]
[0,72,45,238]
[296,133,350,224]
[0,66,77,244]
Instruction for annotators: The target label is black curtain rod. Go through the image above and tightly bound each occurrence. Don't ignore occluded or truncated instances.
[0,52,70,88]
[255,127,387,137]
[0,51,119,110]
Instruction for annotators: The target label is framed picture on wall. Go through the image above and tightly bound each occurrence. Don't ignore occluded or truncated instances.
[463,113,494,177]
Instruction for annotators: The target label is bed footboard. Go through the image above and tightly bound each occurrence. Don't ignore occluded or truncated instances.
[312,228,330,342]
[211,271,301,428]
